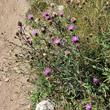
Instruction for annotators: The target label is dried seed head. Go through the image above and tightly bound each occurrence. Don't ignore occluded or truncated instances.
[49,34,53,37]
[29,62,32,65]
[50,52,55,56]
[50,3,55,8]
[53,12,58,17]
[18,21,22,27]
[15,54,18,57]
[83,2,85,5]
[66,0,70,3]
[46,77,52,81]
[16,32,19,36]
[89,33,93,37]
[41,28,46,34]
[79,5,83,9]
[44,25,46,29]
[106,2,109,6]
[72,4,75,8]
[49,20,52,25]
[76,1,80,5]
[104,5,107,10]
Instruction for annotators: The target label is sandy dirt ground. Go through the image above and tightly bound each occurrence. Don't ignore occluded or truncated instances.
[0,0,34,110]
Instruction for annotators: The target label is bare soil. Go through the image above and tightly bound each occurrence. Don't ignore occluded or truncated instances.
[0,0,34,110]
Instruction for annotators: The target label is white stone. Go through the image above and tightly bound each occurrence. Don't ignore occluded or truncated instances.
[4,78,9,82]
[36,100,54,110]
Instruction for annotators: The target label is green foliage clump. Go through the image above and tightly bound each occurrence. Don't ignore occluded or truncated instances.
[16,0,110,110]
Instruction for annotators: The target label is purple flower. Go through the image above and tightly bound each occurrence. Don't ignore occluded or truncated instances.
[54,39,61,45]
[62,43,65,46]
[28,14,33,19]
[43,12,48,17]
[44,68,51,75]
[71,17,76,23]
[50,14,54,19]
[68,25,74,31]
[65,50,70,55]
[72,36,79,42]
[28,40,32,45]
[33,30,38,36]
[25,54,29,57]
[51,36,54,40]
[25,36,29,40]
[93,78,98,83]
[48,41,51,43]
[59,11,63,17]
[56,51,60,54]
[46,16,51,20]
[86,104,91,110]
[40,47,44,51]
[104,5,107,10]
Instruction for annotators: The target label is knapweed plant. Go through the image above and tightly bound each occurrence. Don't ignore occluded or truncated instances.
[15,0,110,110]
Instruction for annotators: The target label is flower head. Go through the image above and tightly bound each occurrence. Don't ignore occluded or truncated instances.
[46,16,51,20]
[48,41,51,44]
[44,68,51,75]
[71,17,76,23]
[86,104,91,110]
[59,12,63,17]
[43,12,48,16]
[54,39,61,45]
[72,36,79,42]
[25,54,29,57]
[33,30,38,36]
[93,78,98,83]
[25,36,29,40]
[56,51,60,54]
[65,50,70,56]
[68,25,74,31]
[51,36,54,40]
[62,43,65,46]
[28,40,32,45]
[28,14,33,19]
[40,47,44,51]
